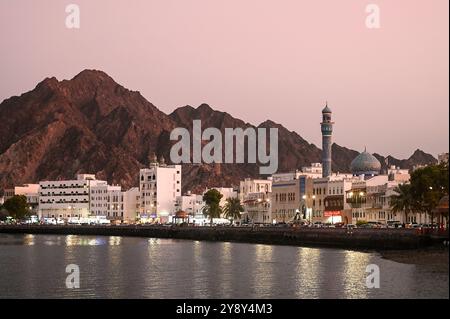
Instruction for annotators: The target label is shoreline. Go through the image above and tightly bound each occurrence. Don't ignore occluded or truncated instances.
[379,246,449,268]
[0,224,447,251]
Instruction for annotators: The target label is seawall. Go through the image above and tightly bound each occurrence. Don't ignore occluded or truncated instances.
[0,225,445,250]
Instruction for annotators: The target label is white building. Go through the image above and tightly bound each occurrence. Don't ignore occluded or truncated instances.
[272,163,324,183]
[38,174,106,219]
[175,192,206,225]
[239,178,272,201]
[242,192,271,224]
[300,163,323,178]
[139,156,181,223]
[311,177,355,224]
[90,185,140,223]
[388,166,410,183]
[239,178,272,224]
[123,187,140,223]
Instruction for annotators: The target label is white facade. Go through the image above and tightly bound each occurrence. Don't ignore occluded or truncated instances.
[90,184,139,222]
[239,178,272,224]
[239,178,272,200]
[175,192,206,225]
[300,163,323,178]
[343,174,429,225]
[388,166,410,183]
[242,192,271,224]
[38,174,105,219]
[123,187,140,222]
[90,184,122,218]
[139,163,182,223]
[311,177,355,224]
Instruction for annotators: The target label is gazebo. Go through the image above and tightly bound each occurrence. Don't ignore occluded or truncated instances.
[433,195,449,229]
[173,210,189,224]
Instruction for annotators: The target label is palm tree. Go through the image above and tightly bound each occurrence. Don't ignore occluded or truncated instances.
[390,183,418,224]
[202,189,223,225]
[223,198,244,225]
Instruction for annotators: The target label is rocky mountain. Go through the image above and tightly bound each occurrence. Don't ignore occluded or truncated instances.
[0,70,438,194]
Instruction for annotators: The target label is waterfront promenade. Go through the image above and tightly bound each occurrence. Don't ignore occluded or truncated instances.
[1,225,447,250]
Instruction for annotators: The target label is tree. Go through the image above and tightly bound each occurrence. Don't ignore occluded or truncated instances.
[202,189,223,225]
[223,197,244,224]
[0,205,8,221]
[3,195,30,220]
[390,183,419,223]
[410,163,449,223]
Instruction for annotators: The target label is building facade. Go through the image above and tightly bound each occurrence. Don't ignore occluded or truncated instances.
[175,192,205,224]
[271,175,314,223]
[239,178,273,224]
[90,185,140,223]
[38,174,105,219]
[139,157,182,223]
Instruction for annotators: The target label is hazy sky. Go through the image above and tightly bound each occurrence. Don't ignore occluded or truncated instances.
[0,0,448,158]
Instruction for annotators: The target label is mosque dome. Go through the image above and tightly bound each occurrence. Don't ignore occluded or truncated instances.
[350,149,381,176]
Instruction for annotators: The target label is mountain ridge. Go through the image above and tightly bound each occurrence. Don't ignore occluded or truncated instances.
[0,70,438,193]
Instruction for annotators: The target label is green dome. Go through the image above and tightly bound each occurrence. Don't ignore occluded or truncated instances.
[350,150,381,176]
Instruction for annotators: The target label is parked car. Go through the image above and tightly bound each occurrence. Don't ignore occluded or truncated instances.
[387,220,402,228]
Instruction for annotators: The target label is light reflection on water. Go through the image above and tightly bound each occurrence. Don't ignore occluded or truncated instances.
[0,234,448,299]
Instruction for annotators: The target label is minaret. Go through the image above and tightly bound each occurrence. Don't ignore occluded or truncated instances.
[321,102,334,177]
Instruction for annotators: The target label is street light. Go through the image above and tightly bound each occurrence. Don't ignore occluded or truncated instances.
[300,194,315,224]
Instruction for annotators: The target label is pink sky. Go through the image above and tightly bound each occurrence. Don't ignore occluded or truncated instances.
[0,0,448,158]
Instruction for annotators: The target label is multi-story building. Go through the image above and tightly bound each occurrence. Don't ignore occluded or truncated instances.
[122,187,140,223]
[271,174,314,223]
[388,166,410,183]
[175,192,205,225]
[242,192,271,224]
[344,180,434,226]
[271,163,323,183]
[311,177,354,224]
[239,178,272,224]
[38,174,105,219]
[239,178,272,200]
[90,184,140,223]
[139,156,181,223]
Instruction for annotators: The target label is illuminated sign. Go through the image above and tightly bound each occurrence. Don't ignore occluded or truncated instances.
[324,211,341,217]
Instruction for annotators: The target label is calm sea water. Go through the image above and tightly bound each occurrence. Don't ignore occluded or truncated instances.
[0,234,447,299]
